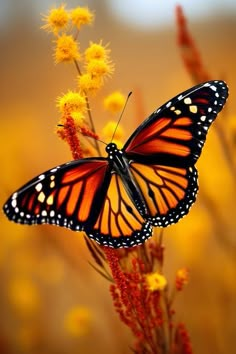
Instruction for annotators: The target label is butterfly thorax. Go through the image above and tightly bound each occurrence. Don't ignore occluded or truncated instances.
[106,143,129,173]
[105,142,148,216]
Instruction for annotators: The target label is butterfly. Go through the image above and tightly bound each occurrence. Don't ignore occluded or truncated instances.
[3,80,228,248]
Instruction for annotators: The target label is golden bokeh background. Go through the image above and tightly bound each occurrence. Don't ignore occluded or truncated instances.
[0,1,236,353]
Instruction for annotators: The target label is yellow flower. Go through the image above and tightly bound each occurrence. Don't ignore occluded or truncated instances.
[104,91,126,114]
[78,73,103,94]
[64,306,92,337]
[54,34,80,63]
[146,272,167,291]
[85,41,110,62]
[70,7,94,29]
[57,91,87,116]
[102,121,124,141]
[86,59,114,79]
[41,4,69,34]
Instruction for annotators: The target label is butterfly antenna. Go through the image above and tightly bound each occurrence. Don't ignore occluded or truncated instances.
[111,91,132,142]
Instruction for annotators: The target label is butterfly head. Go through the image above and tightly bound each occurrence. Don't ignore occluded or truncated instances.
[105,142,122,160]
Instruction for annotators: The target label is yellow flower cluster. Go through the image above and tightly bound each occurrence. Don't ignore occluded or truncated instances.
[42,4,127,162]
[42,3,118,143]
[42,4,93,34]
[41,4,113,93]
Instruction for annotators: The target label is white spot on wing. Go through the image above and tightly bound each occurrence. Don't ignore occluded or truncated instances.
[35,183,42,192]
[38,174,45,181]
[184,97,192,104]
[38,192,46,203]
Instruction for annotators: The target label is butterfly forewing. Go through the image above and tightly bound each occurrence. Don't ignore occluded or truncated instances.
[124,80,228,166]
[3,159,111,231]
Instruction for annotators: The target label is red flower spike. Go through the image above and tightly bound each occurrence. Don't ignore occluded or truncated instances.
[173,323,193,354]
[104,247,179,353]
[175,268,189,291]
[176,5,210,83]
[57,115,84,160]
[80,125,100,140]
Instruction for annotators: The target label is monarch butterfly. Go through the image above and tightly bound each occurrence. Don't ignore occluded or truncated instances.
[3,80,228,248]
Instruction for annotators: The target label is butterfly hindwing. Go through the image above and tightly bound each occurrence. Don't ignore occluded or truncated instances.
[88,173,152,248]
[124,80,228,166]
[129,162,198,226]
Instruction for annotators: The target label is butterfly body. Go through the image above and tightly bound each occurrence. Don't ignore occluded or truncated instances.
[3,80,228,248]
[107,143,148,216]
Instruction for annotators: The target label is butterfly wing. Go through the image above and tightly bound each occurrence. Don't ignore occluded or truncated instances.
[123,80,228,227]
[129,162,197,226]
[89,173,152,248]
[3,158,152,248]
[124,80,228,166]
[3,158,111,231]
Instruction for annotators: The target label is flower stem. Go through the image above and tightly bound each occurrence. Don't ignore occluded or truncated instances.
[74,59,102,156]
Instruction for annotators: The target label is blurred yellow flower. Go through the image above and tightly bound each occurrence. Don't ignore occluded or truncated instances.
[103,91,126,114]
[86,59,114,79]
[78,73,103,95]
[70,6,94,29]
[8,277,40,317]
[146,272,167,291]
[54,34,80,63]
[64,306,92,337]
[176,267,189,291]
[41,4,69,34]
[57,91,87,116]
[102,121,124,142]
[85,41,110,62]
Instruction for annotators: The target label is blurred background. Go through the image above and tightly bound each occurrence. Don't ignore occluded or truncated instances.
[0,0,236,353]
